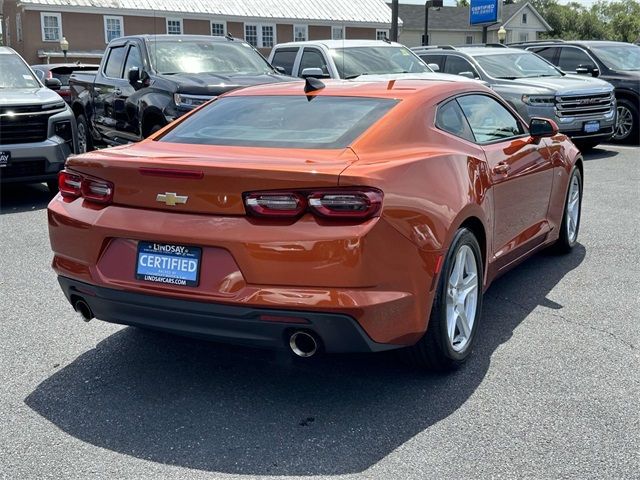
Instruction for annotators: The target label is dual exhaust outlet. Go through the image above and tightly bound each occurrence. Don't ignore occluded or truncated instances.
[72,298,320,358]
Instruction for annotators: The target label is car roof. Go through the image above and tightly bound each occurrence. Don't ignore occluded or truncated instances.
[31,63,99,69]
[274,40,404,49]
[112,34,239,43]
[0,46,17,55]
[455,47,525,56]
[223,78,487,100]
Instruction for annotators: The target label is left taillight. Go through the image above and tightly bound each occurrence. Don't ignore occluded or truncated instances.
[58,170,114,205]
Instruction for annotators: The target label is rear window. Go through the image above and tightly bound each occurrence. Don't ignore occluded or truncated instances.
[159,95,398,149]
[51,66,98,85]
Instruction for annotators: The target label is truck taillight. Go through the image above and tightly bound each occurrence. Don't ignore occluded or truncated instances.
[244,188,383,220]
[58,170,114,205]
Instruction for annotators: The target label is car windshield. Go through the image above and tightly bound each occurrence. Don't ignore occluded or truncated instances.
[0,53,40,88]
[159,95,398,149]
[147,39,274,75]
[590,44,640,71]
[331,47,432,79]
[475,52,562,79]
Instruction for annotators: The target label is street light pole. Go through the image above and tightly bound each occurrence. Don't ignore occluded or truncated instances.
[391,0,399,42]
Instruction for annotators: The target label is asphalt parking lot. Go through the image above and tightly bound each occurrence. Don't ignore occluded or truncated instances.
[0,144,638,479]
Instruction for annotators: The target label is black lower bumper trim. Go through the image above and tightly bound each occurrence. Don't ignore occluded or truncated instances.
[58,277,398,353]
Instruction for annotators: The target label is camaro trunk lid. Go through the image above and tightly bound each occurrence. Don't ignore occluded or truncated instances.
[65,141,358,215]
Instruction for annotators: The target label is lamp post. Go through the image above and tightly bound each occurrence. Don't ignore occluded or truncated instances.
[498,26,507,45]
[60,36,69,60]
[423,0,443,46]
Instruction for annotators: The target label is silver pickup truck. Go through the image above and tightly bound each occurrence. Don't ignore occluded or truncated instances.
[414,46,616,151]
[0,47,77,193]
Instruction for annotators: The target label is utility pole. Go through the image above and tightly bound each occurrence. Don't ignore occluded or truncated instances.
[423,1,443,46]
[391,0,399,42]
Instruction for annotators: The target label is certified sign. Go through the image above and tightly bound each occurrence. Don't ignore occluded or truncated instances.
[470,0,500,25]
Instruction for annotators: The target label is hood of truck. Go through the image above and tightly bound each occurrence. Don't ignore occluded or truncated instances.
[162,72,294,96]
[494,74,614,96]
[0,87,65,107]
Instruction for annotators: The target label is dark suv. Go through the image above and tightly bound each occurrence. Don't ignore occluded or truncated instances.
[512,40,640,144]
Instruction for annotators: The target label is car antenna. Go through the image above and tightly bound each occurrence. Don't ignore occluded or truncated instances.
[383,35,392,44]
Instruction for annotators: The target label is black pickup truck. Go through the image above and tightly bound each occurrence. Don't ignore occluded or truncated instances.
[69,34,291,152]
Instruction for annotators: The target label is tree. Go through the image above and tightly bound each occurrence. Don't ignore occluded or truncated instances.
[457,0,469,6]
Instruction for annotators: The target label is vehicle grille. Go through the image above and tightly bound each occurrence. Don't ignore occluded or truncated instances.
[0,113,50,144]
[555,92,614,118]
[0,160,46,178]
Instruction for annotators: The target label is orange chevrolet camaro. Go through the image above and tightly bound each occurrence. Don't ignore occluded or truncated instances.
[47,78,583,370]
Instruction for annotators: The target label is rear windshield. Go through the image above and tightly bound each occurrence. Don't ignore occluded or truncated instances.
[159,95,398,149]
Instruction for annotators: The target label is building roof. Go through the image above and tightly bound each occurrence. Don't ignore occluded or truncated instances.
[395,2,550,32]
[17,0,397,26]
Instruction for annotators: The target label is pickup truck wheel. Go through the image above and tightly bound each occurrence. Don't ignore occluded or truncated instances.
[46,180,58,194]
[76,114,92,153]
[402,228,483,371]
[613,98,639,144]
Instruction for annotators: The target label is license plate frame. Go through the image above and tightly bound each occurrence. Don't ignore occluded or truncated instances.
[135,241,202,287]
[0,151,10,168]
[583,121,600,134]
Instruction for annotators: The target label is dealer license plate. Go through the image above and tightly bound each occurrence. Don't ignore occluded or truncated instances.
[135,241,201,287]
[583,121,600,133]
[0,151,10,168]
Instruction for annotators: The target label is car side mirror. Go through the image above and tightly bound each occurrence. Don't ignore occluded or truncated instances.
[301,67,327,79]
[427,63,440,72]
[576,65,599,77]
[529,117,558,138]
[44,77,62,90]
[458,71,476,79]
[128,66,141,84]
[274,66,286,74]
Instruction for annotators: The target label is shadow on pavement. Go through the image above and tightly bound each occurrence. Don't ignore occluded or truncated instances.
[0,183,53,215]
[25,245,586,476]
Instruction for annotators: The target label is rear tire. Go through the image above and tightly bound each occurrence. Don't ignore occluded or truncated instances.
[403,228,483,371]
[552,166,582,254]
[76,114,92,153]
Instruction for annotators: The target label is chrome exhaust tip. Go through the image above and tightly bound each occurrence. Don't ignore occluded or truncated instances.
[289,331,318,358]
[74,299,94,322]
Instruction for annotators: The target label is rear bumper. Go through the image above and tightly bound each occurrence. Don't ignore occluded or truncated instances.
[58,276,397,353]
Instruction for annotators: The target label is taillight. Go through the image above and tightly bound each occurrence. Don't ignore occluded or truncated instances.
[244,188,383,220]
[308,190,382,218]
[244,192,306,217]
[58,171,82,198]
[57,170,114,205]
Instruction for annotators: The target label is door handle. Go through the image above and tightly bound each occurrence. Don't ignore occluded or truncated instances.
[113,88,122,96]
[493,162,510,175]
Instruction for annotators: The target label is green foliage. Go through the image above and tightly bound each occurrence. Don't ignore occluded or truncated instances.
[457,0,470,6]
[528,0,640,42]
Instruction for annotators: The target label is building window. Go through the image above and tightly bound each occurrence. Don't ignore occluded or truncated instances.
[332,26,344,40]
[166,18,183,35]
[522,13,528,24]
[40,12,62,42]
[244,23,276,48]
[104,16,123,43]
[376,29,389,41]
[211,21,226,36]
[293,24,308,42]
[466,35,473,44]
[519,32,529,42]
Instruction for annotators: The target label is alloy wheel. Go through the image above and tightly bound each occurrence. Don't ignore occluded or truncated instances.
[613,105,633,141]
[77,123,87,154]
[446,245,479,352]
[566,174,581,243]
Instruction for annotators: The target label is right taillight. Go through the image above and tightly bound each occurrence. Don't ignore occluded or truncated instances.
[58,170,114,205]
[244,188,383,220]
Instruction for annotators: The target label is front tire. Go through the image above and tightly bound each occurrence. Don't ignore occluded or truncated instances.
[613,98,639,144]
[403,228,483,371]
[76,114,92,153]
[553,166,582,253]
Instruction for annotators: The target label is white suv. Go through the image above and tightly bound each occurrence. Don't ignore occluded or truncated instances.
[268,40,438,79]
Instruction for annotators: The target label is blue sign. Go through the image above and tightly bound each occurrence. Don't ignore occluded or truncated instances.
[470,0,500,25]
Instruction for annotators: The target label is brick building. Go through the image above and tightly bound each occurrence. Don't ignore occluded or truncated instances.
[1,0,396,64]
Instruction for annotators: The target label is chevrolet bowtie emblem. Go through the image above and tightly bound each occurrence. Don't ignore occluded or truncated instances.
[156,192,188,206]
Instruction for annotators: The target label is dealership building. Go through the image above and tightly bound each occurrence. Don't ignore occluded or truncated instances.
[1,0,398,64]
